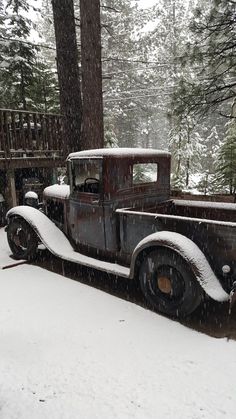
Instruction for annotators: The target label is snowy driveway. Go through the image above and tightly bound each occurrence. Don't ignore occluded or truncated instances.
[0,228,236,419]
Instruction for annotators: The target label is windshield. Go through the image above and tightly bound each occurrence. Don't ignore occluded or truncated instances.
[71,159,101,194]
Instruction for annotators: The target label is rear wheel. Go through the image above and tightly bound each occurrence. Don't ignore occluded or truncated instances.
[139,247,203,317]
[7,217,38,260]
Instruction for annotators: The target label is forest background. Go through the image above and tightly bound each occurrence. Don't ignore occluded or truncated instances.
[0,0,235,196]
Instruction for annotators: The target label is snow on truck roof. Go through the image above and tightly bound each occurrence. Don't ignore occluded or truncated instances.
[67,148,171,160]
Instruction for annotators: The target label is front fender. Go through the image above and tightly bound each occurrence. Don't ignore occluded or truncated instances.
[6,206,130,277]
[130,231,229,302]
[7,205,73,256]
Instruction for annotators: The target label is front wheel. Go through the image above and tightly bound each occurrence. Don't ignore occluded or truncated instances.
[139,247,203,317]
[7,217,38,260]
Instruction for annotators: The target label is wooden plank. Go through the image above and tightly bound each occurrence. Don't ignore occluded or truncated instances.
[26,112,33,149]
[19,112,26,151]
[0,108,64,158]
[47,115,53,150]
[5,168,17,208]
[1,156,64,169]
[0,107,62,118]
[56,116,61,151]
[0,110,4,153]
[11,111,17,150]
[0,158,64,171]
[3,110,10,157]
[39,113,46,151]
[51,115,57,150]
[33,112,40,150]
[45,116,49,152]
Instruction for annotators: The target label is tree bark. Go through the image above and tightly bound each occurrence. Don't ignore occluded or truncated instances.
[80,0,104,149]
[51,0,82,155]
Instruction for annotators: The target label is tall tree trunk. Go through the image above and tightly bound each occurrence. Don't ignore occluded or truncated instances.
[51,0,82,155]
[80,0,104,149]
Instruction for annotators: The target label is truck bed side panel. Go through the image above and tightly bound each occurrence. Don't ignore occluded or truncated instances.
[118,210,236,289]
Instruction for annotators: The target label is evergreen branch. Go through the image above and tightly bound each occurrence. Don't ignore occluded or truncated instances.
[0,35,55,51]
[101,5,120,13]
[219,112,236,119]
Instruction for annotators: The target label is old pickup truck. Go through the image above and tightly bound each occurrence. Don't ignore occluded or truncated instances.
[6,148,236,317]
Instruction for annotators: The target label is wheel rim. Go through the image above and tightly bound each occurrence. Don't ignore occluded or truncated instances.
[151,265,186,302]
[157,275,172,294]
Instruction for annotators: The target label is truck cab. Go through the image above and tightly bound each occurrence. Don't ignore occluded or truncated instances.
[44,148,171,260]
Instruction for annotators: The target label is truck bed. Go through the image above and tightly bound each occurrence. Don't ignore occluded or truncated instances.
[134,199,236,222]
[117,199,236,291]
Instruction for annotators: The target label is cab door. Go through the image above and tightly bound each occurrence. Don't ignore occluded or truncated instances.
[69,158,106,250]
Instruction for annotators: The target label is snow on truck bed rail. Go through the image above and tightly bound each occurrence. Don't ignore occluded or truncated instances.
[67,147,171,160]
[175,199,236,211]
[117,208,236,227]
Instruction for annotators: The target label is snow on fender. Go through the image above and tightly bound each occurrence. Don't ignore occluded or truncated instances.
[130,231,229,302]
[6,206,130,278]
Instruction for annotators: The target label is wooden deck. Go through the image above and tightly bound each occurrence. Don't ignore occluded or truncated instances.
[0,108,65,170]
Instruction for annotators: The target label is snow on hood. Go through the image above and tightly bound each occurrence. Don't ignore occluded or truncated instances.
[25,191,38,200]
[43,185,70,200]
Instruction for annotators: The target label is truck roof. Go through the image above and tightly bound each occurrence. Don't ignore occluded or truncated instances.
[67,148,171,160]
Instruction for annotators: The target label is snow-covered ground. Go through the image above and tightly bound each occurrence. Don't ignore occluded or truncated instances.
[0,227,21,268]
[0,228,236,419]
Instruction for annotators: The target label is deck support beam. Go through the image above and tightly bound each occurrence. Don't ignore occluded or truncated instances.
[5,169,17,209]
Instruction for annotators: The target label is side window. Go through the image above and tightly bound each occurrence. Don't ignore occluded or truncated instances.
[132,163,158,185]
[72,160,101,194]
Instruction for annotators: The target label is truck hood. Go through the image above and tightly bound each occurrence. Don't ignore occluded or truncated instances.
[43,184,70,201]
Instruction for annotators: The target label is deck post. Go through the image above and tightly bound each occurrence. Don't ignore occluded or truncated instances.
[5,169,17,208]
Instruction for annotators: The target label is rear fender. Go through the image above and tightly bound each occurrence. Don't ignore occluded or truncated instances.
[130,231,229,302]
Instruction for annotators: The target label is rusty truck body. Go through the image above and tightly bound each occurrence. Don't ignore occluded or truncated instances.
[6,148,236,317]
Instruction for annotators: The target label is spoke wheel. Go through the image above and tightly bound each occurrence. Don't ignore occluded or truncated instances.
[7,218,38,260]
[139,247,203,317]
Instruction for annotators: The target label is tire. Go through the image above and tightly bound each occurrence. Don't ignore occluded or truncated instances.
[139,247,203,317]
[7,217,38,260]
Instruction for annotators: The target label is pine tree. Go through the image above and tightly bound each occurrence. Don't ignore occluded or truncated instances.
[0,2,8,103]
[174,0,236,117]
[34,0,59,113]
[101,0,142,148]
[30,59,59,113]
[169,113,206,190]
[215,120,236,195]
[38,0,57,69]
[0,0,39,110]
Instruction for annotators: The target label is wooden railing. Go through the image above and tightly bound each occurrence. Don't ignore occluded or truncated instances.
[0,108,64,159]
